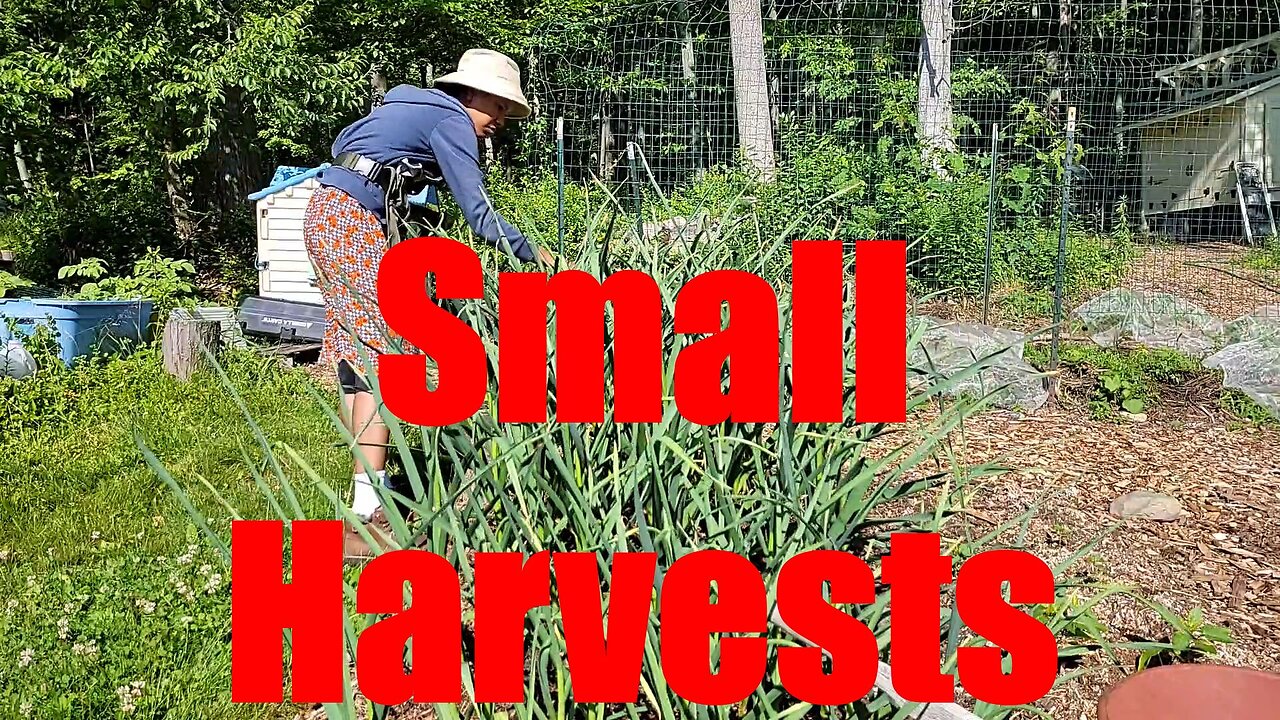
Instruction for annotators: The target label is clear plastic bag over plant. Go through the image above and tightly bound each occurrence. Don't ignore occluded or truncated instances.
[1203,339,1280,419]
[908,316,1049,412]
[1220,305,1280,347]
[1071,288,1224,358]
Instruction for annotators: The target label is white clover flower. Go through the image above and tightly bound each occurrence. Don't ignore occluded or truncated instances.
[0,548,10,562]
[63,601,76,615]
[57,617,71,640]
[205,574,223,594]
[25,575,35,589]
[20,701,31,714]
[6,599,18,611]
[116,681,145,714]
[91,531,101,542]
[175,580,196,602]
[135,599,156,615]
[18,648,33,667]
[72,639,99,658]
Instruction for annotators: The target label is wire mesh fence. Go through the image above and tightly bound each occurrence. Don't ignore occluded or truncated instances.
[509,0,1280,384]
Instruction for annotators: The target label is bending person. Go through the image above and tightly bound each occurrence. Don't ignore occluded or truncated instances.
[302,48,553,563]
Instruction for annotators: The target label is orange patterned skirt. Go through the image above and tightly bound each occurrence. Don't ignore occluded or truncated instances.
[303,185,418,383]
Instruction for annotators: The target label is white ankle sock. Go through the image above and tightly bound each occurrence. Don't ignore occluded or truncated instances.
[351,470,388,521]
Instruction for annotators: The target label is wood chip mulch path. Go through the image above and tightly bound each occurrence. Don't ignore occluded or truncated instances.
[877,400,1280,720]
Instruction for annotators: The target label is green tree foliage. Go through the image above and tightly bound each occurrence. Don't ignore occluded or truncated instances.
[0,0,583,296]
[2,0,1278,301]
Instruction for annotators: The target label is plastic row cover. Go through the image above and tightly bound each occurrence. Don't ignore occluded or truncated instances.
[1072,289,1280,419]
[1071,288,1224,358]
[907,316,1049,413]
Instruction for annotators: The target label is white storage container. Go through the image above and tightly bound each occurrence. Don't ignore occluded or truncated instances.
[247,165,329,306]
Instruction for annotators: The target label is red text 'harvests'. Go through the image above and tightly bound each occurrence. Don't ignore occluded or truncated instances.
[229,522,1058,707]
[374,236,906,426]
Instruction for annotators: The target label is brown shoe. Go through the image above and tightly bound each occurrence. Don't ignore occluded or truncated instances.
[343,510,396,566]
[342,508,428,566]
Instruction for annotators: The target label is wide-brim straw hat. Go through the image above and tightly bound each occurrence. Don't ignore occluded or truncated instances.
[433,49,532,119]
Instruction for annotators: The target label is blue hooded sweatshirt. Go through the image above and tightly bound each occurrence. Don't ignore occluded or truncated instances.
[317,84,535,262]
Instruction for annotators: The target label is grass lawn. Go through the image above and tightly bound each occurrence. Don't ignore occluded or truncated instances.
[0,345,346,718]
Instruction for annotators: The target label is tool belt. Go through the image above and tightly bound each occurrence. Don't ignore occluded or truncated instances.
[333,151,444,247]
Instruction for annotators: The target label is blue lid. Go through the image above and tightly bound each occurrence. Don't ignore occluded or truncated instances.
[270,166,313,186]
[248,164,331,201]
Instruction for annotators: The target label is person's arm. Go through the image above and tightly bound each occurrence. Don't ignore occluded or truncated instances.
[429,117,535,262]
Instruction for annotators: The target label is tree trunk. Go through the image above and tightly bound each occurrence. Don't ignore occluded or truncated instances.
[163,310,222,382]
[213,85,263,220]
[598,103,616,180]
[728,0,776,181]
[917,0,956,175]
[162,139,200,250]
[369,66,388,110]
[1056,0,1073,118]
[1188,0,1204,57]
[1189,0,1205,89]
[678,0,703,180]
[12,140,31,190]
[82,117,96,175]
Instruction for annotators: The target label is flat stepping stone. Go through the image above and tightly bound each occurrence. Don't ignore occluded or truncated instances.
[1110,490,1184,521]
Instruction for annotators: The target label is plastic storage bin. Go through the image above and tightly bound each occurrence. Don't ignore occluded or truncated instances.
[238,295,326,342]
[0,297,154,367]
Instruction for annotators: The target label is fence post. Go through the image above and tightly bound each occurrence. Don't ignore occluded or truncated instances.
[982,123,999,326]
[1050,106,1077,398]
[556,117,566,262]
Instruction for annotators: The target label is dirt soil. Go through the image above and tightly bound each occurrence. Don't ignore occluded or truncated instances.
[883,394,1280,720]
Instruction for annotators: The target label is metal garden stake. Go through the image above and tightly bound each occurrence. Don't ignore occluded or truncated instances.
[1050,106,1077,397]
[556,117,566,262]
[982,123,999,326]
